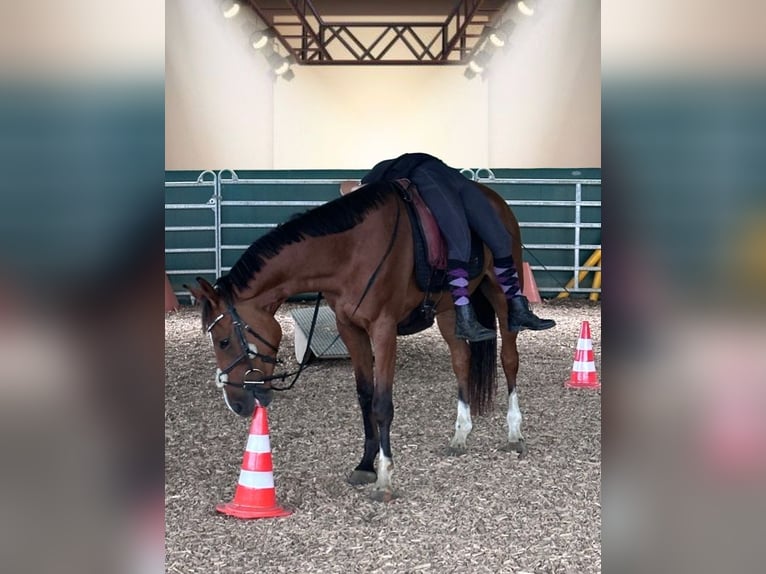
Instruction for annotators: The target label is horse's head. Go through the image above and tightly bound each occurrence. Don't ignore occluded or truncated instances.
[186,277,282,418]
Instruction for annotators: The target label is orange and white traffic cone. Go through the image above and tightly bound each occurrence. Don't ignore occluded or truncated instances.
[165,273,179,313]
[216,405,292,519]
[522,262,542,304]
[566,321,600,389]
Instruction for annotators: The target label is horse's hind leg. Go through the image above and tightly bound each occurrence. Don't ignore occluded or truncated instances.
[480,280,527,458]
[436,311,473,455]
[501,330,527,457]
[336,321,378,485]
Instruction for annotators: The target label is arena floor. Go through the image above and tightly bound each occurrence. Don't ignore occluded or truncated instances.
[165,299,601,574]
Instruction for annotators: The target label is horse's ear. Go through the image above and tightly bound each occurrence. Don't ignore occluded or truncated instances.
[183,283,204,302]
[183,277,217,304]
[195,277,218,302]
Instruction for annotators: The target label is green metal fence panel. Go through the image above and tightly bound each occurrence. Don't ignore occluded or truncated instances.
[218,170,364,273]
[164,170,219,296]
[165,168,601,299]
[472,168,601,294]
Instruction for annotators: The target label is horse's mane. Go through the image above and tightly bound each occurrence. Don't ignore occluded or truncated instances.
[217,181,395,297]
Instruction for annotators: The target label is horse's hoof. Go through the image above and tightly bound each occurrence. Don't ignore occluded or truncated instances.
[369,488,397,503]
[446,444,467,457]
[506,439,528,459]
[347,470,377,485]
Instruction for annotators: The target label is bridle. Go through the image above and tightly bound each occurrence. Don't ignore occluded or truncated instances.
[206,295,325,397]
[207,303,281,388]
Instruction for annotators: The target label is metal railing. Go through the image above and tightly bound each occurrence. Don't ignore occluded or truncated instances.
[465,168,601,294]
[165,169,601,298]
[164,170,220,297]
[217,171,351,275]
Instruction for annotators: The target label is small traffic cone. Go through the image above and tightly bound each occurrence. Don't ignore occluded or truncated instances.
[522,262,542,304]
[165,273,179,313]
[566,321,600,389]
[216,405,292,519]
[339,180,362,195]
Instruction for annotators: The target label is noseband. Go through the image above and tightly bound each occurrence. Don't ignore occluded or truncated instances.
[206,294,324,397]
[207,304,281,391]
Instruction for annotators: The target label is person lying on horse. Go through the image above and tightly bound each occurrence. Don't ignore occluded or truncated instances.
[361,152,555,342]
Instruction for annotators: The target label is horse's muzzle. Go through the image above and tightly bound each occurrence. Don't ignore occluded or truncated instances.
[251,385,273,408]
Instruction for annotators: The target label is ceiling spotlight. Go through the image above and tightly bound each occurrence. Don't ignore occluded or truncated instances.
[517,0,537,17]
[274,60,290,76]
[265,50,293,77]
[468,60,483,74]
[489,20,515,47]
[250,28,273,50]
[220,0,241,19]
[265,50,282,66]
[281,68,295,81]
[488,29,507,48]
[468,50,491,74]
[464,67,478,79]
[476,51,491,66]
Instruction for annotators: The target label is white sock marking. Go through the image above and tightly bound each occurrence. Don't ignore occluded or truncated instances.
[376,448,394,491]
[507,390,523,443]
[450,399,473,448]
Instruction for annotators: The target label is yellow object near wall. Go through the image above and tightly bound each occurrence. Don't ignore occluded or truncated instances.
[557,249,601,300]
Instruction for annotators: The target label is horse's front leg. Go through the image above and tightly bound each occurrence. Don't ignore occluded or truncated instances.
[336,321,378,485]
[369,321,398,502]
[436,310,473,455]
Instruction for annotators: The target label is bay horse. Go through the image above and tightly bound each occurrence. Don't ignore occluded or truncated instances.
[186,180,527,502]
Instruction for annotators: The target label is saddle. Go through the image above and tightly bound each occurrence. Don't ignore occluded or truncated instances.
[392,178,485,335]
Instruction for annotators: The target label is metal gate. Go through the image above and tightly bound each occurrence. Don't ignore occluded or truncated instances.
[164,170,220,296]
[165,169,601,300]
[467,168,601,295]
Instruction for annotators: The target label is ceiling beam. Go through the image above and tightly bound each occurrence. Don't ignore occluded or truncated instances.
[244,0,513,65]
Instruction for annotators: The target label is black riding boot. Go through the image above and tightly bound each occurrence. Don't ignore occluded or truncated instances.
[508,295,556,332]
[448,260,497,342]
[455,304,497,342]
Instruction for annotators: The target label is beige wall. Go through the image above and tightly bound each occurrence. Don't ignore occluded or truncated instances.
[488,0,601,168]
[166,0,600,170]
[166,0,274,170]
[273,65,488,169]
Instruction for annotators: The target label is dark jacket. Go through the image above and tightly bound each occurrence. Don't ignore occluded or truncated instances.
[361,153,439,184]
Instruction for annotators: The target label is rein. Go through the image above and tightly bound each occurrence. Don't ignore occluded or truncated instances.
[270,292,322,392]
[352,194,401,316]
[213,187,402,396]
[211,293,323,394]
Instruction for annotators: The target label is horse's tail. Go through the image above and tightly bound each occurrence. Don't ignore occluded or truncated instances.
[467,280,498,416]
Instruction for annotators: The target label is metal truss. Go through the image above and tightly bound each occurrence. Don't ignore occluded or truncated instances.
[245,0,511,65]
